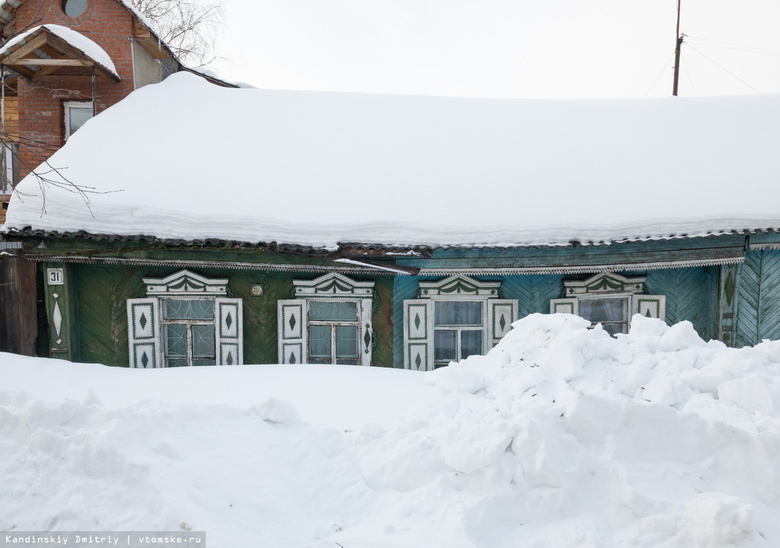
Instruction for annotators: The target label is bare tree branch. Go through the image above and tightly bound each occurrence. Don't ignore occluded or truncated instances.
[127,0,223,67]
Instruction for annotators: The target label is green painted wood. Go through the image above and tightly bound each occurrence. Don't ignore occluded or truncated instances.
[396,235,747,270]
[645,267,717,341]
[393,276,422,368]
[499,275,564,317]
[736,249,780,347]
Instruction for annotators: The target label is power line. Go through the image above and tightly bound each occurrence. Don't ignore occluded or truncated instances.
[684,35,780,57]
[685,43,761,93]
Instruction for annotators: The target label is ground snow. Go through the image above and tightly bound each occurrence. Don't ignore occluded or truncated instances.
[2,314,779,547]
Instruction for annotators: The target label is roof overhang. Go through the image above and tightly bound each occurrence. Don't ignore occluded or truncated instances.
[0,25,119,82]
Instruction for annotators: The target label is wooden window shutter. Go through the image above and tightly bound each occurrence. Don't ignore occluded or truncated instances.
[359,298,373,366]
[215,298,243,365]
[488,299,518,347]
[550,298,578,315]
[278,299,306,364]
[403,299,433,371]
[632,295,666,322]
[127,298,160,368]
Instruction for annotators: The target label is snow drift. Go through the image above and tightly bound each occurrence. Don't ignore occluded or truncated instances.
[1,314,779,547]
[4,73,780,248]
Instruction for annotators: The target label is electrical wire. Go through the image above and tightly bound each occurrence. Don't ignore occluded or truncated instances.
[644,53,675,97]
[684,35,780,57]
[684,44,761,94]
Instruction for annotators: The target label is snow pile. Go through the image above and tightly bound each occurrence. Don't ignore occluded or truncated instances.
[4,73,780,248]
[2,314,779,547]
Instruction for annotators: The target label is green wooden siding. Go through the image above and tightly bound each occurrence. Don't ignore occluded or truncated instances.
[69,264,393,367]
[736,249,780,347]
[645,267,718,341]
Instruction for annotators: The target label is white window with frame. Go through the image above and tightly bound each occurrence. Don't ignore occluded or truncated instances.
[127,269,243,368]
[550,272,665,336]
[278,273,374,366]
[403,275,518,371]
[64,101,93,139]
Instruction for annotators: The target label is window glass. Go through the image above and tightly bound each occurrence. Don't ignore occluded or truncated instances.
[309,325,332,364]
[460,330,483,360]
[434,301,482,326]
[335,325,358,364]
[164,324,187,367]
[434,330,457,363]
[309,300,358,322]
[63,0,88,18]
[164,299,214,320]
[578,296,628,335]
[192,324,215,359]
[66,103,93,138]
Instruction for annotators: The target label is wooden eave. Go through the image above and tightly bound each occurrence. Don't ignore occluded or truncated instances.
[0,27,119,82]
[132,18,173,61]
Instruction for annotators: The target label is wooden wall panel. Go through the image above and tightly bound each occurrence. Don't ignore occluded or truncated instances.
[645,267,717,341]
[0,256,37,355]
[737,249,780,347]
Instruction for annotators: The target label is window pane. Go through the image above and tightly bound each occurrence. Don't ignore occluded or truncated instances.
[192,324,215,358]
[434,330,457,362]
[192,359,216,366]
[309,301,358,322]
[164,324,187,357]
[602,323,627,336]
[67,104,93,136]
[434,301,482,326]
[579,297,626,324]
[309,325,332,363]
[335,325,358,362]
[461,330,483,359]
[166,358,188,368]
[63,0,88,18]
[164,299,214,320]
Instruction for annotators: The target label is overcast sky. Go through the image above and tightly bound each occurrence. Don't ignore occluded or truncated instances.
[211,0,780,99]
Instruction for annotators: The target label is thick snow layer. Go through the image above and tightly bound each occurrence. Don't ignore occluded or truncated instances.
[4,73,780,248]
[2,314,779,547]
[0,24,118,78]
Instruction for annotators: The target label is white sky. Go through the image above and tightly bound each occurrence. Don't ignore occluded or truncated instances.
[210,0,780,99]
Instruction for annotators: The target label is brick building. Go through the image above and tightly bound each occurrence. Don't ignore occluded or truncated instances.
[0,0,231,223]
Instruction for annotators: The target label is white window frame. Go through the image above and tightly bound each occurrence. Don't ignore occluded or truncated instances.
[64,101,93,139]
[159,296,218,367]
[550,272,665,335]
[127,270,243,368]
[404,275,518,371]
[278,273,375,366]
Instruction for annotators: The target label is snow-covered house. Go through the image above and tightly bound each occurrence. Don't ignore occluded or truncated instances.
[0,0,233,225]
[2,73,780,366]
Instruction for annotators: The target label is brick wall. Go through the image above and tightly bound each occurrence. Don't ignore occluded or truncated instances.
[12,0,137,178]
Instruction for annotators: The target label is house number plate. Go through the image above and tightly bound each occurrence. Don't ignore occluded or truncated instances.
[47,268,65,285]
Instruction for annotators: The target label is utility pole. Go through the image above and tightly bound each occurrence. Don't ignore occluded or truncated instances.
[672,0,683,96]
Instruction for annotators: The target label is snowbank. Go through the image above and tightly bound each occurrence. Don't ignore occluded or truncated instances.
[1,314,779,547]
[4,73,780,248]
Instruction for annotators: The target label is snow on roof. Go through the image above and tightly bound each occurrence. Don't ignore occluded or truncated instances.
[0,24,118,78]
[4,72,780,249]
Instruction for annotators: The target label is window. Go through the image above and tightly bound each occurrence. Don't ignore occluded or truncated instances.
[403,275,518,371]
[308,301,360,364]
[550,272,665,335]
[433,301,484,367]
[62,0,88,18]
[278,273,374,366]
[161,298,216,367]
[127,270,243,368]
[64,101,93,139]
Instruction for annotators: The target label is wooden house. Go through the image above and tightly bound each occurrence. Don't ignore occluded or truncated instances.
[2,74,780,367]
[0,0,233,224]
